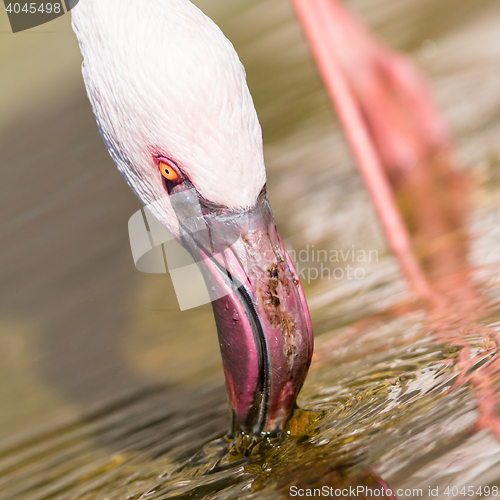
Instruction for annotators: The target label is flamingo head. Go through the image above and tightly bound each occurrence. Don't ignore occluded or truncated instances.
[72,0,313,437]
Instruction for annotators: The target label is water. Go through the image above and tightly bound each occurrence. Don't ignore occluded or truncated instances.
[2,295,500,499]
[1,0,500,498]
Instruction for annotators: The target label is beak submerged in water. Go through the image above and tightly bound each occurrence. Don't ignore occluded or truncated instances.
[171,186,313,437]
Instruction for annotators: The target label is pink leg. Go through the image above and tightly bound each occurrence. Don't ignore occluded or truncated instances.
[290,0,454,306]
[290,0,500,443]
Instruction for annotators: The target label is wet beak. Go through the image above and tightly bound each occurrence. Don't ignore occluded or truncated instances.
[173,187,313,436]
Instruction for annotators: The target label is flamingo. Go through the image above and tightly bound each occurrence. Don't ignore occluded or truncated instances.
[72,0,313,439]
[71,0,464,440]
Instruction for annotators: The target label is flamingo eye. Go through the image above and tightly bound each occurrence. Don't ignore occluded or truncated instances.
[159,161,180,182]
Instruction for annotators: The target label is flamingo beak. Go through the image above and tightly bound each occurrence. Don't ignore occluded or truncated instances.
[170,186,313,437]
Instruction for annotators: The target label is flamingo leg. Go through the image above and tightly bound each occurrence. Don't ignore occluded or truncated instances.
[289,0,468,305]
[291,0,500,444]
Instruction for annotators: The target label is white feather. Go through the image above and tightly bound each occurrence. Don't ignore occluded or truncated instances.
[71,0,267,233]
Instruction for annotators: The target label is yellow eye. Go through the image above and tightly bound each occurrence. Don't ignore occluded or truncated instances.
[160,162,179,182]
